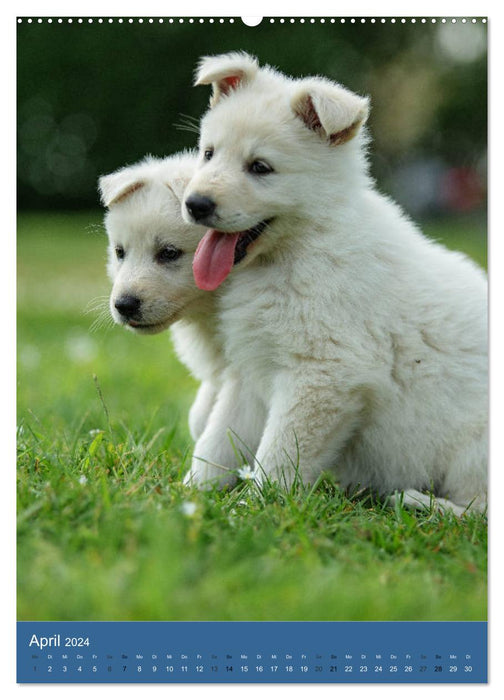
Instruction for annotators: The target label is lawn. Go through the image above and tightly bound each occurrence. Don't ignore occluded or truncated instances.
[17,210,487,621]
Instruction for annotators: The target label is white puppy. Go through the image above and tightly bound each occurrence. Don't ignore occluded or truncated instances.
[182,52,487,514]
[99,153,223,442]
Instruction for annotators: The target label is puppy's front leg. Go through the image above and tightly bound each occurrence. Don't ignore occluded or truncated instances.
[184,374,266,489]
[188,380,218,441]
[254,374,364,488]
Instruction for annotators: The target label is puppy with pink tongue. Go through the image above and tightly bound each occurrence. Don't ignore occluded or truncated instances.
[182,52,487,516]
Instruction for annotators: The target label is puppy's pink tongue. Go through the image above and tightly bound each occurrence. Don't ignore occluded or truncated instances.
[193,229,240,291]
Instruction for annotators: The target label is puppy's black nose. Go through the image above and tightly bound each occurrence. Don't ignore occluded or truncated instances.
[114,294,141,319]
[185,194,216,222]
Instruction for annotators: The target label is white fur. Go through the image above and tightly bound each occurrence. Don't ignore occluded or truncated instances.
[99,153,224,441]
[182,53,487,514]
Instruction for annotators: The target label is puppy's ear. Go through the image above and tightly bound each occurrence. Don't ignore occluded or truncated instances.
[291,79,369,146]
[99,170,145,208]
[195,52,258,107]
[165,177,188,202]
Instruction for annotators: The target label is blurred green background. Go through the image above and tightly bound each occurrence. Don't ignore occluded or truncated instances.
[17,18,487,622]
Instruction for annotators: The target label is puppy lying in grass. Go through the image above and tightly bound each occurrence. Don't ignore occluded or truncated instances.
[182,52,487,515]
[99,153,223,442]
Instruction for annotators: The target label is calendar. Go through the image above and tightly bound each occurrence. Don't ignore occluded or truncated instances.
[17,621,487,683]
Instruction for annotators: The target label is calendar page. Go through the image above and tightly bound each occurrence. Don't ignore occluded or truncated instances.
[16,11,488,685]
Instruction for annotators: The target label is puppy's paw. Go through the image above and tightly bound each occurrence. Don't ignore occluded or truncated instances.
[183,459,236,490]
[390,489,467,517]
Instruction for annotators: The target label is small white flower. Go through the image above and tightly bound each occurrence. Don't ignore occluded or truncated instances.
[237,465,259,482]
[180,501,197,517]
[79,474,88,485]
[89,429,103,437]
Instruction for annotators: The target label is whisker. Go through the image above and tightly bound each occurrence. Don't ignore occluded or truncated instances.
[178,112,200,126]
[89,309,115,333]
[84,295,110,314]
[174,123,201,135]
[85,222,106,236]
[85,296,115,333]
[174,113,201,135]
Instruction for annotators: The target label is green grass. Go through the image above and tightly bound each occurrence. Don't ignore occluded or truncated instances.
[17,211,487,622]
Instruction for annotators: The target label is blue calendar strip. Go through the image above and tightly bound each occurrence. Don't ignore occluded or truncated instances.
[17,621,487,683]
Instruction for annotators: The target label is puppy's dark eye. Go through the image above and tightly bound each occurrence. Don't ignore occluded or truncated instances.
[155,246,184,264]
[203,148,214,162]
[115,245,125,260]
[249,160,274,175]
